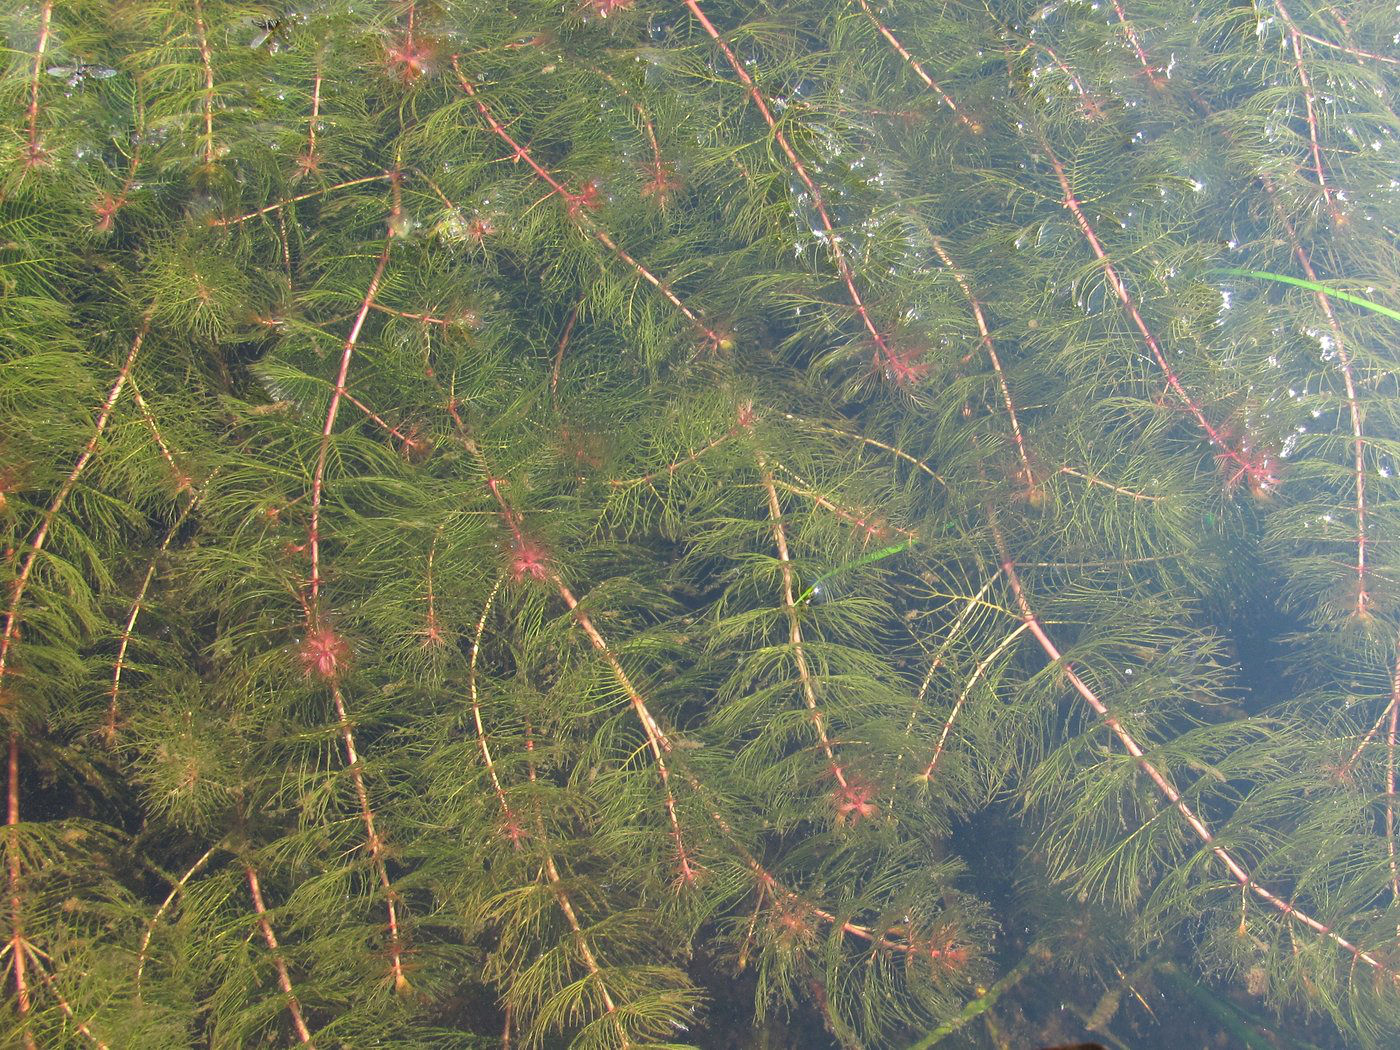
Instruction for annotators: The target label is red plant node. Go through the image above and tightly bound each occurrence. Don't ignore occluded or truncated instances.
[735,401,757,429]
[641,161,682,210]
[879,344,931,388]
[771,900,818,947]
[294,150,321,178]
[585,0,635,18]
[509,536,551,583]
[832,777,880,826]
[1217,442,1280,501]
[566,180,603,217]
[92,193,124,233]
[383,34,439,85]
[300,625,351,680]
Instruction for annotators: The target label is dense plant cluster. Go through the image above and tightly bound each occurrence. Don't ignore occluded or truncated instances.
[2,0,1399,1046]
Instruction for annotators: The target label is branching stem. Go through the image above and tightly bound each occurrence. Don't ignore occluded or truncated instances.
[2,317,147,1031]
[852,0,981,131]
[684,0,900,372]
[245,864,317,1045]
[757,454,849,789]
[993,526,1394,977]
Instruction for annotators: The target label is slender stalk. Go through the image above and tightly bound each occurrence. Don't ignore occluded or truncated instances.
[1388,633,1400,902]
[553,580,700,885]
[329,684,408,992]
[550,301,581,405]
[209,175,394,227]
[452,57,723,347]
[422,525,443,648]
[136,843,219,990]
[1039,140,1269,490]
[1272,1,1342,226]
[191,0,215,172]
[609,424,744,490]
[95,81,145,230]
[465,434,698,882]
[23,1,53,168]
[1032,40,1106,120]
[7,735,32,1049]
[1107,0,1166,89]
[770,474,920,544]
[368,303,465,328]
[108,495,201,744]
[245,864,317,1046]
[683,0,901,373]
[851,0,981,132]
[300,65,323,174]
[928,236,1034,490]
[756,455,850,790]
[1058,466,1160,502]
[308,239,393,607]
[783,415,950,488]
[919,623,1029,781]
[2,318,147,1033]
[992,526,1394,977]
[1296,30,1400,66]
[540,852,631,1046]
[128,378,191,493]
[26,949,109,1049]
[470,576,523,845]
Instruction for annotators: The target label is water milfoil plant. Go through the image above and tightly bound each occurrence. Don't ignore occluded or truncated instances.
[2,0,1399,1047]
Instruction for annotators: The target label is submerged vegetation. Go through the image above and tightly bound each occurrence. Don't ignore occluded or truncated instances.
[2,0,1399,1045]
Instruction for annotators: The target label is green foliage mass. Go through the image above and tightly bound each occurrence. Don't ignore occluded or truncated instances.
[1,0,1398,1046]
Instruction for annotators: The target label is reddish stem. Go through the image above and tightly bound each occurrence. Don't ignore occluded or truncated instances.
[608,421,747,490]
[191,0,215,172]
[770,475,918,544]
[129,379,191,492]
[303,66,322,172]
[550,302,582,405]
[451,58,723,347]
[783,415,949,488]
[95,84,145,230]
[368,303,464,328]
[1389,646,1400,901]
[1058,466,1159,502]
[1107,0,1167,89]
[422,525,443,648]
[338,386,427,456]
[245,864,317,1045]
[470,576,522,845]
[308,236,393,607]
[554,580,700,886]
[541,852,630,1044]
[993,528,1393,976]
[1273,1,1344,227]
[7,733,31,1046]
[330,684,408,992]
[1040,141,1265,484]
[928,237,1034,490]
[23,1,53,169]
[852,0,981,132]
[209,175,394,227]
[757,455,850,791]
[466,434,698,883]
[920,623,1029,781]
[108,497,199,744]
[1033,41,1107,121]
[2,319,148,1027]
[1259,182,1369,617]
[1297,29,1400,66]
[682,0,900,371]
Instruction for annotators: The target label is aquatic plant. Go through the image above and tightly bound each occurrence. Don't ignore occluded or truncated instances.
[1,0,1398,1046]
